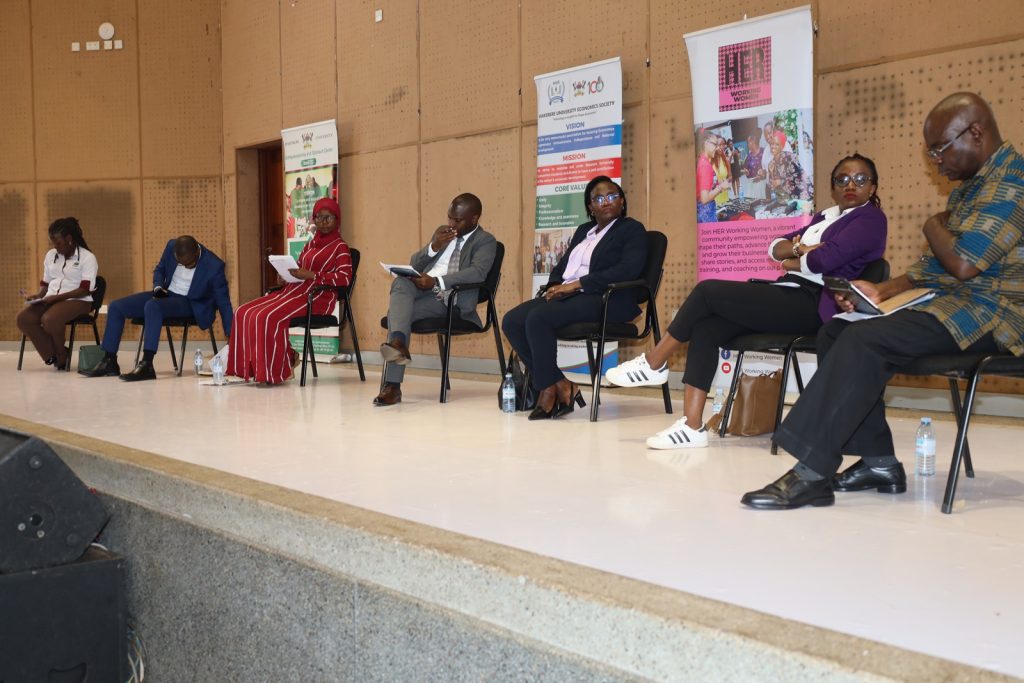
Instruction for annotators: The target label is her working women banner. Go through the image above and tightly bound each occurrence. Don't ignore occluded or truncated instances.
[281,119,340,355]
[684,7,814,282]
[533,57,622,376]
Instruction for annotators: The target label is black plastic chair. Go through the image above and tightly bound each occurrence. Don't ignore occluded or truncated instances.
[131,313,219,376]
[378,242,506,403]
[18,276,107,372]
[719,258,890,451]
[898,352,1024,513]
[554,231,672,422]
[291,248,365,387]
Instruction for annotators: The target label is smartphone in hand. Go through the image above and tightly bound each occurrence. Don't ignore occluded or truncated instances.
[823,276,881,315]
[153,287,169,298]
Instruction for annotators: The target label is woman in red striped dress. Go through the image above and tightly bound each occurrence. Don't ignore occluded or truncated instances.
[227,198,352,384]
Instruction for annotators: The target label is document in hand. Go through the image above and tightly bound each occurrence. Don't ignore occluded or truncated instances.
[828,278,935,322]
[268,254,302,283]
[379,262,421,278]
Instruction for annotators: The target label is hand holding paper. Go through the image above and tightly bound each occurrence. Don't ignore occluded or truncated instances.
[268,255,302,283]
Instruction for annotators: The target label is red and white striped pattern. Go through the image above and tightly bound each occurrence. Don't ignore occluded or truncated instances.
[227,233,352,384]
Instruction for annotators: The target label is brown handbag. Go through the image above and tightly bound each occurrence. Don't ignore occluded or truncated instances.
[708,370,782,437]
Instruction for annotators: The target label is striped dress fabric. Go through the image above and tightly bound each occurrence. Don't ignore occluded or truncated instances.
[227,231,352,384]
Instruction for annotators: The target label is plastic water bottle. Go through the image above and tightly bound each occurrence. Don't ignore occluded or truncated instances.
[915,417,936,476]
[193,349,204,376]
[711,392,724,418]
[210,355,225,386]
[501,373,516,413]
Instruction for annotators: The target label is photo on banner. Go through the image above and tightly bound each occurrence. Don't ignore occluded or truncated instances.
[684,6,816,390]
[533,57,623,378]
[281,119,341,355]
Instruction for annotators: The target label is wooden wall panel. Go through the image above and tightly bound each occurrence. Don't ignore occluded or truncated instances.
[37,181,142,303]
[519,124,538,301]
[32,0,140,181]
[221,0,282,174]
[819,1,1024,71]
[621,104,649,226]
[648,97,696,369]
[520,0,649,120]
[280,0,338,129]
[141,178,225,275]
[338,145,420,360]
[0,1,35,183]
[138,0,222,177]
[419,0,519,140]
[651,0,809,100]
[222,174,243,306]
[0,184,36,340]
[420,130,521,360]
[817,39,1024,278]
[337,0,419,154]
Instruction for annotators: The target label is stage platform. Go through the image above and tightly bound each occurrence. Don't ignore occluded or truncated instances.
[3,344,1023,680]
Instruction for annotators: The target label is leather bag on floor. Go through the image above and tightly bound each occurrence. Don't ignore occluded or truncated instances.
[708,370,782,437]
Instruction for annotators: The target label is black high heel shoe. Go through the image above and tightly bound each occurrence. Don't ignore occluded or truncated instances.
[528,386,559,421]
[552,383,586,418]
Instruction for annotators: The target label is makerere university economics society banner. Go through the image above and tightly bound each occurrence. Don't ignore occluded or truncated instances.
[533,57,622,377]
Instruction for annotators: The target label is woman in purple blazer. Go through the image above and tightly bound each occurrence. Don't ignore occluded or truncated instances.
[606,153,888,450]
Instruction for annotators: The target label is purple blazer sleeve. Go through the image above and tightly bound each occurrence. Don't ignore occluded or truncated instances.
[782,204,889,321]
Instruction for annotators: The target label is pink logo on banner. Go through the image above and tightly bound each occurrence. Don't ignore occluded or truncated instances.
[718,37,771,111]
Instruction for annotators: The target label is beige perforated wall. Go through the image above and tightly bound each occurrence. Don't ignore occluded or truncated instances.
[4,0,1024,394]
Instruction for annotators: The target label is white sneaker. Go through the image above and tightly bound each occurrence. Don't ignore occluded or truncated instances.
[605,353,669,387]
[646,418,709,450]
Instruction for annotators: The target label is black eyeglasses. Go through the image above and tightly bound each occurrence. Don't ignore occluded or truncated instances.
[831,173,874,188]
[313,212,337,223]
[927,125,971,159]
[591,192,621,206]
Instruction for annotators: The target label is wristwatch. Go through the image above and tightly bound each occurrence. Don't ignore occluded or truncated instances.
[432,284,442,296]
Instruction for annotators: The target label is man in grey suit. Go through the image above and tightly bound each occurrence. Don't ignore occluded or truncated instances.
[374,192,497,405]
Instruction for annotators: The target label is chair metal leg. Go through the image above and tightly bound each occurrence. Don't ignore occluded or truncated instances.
[942,365,985,514]
[176,324,190,377]
[491,309,506,376]
[65,322,77,371]
[135,330,144,366]
[300,326,312,387]
[771,346,797,455]
[947,378,974,477]
[589,335,606,422]
[649,312,672,415]
[17,335,27,370]
[208,328,218,355]
[343,298,365,381]
[165,326,179,373]
[437,333,451,402]
[720,351,745,438]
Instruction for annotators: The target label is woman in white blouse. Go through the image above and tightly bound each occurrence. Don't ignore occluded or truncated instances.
[17,217,99,370]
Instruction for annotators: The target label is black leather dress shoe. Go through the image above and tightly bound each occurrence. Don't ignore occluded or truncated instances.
[832,459,907,494]
[80,356,121,377]
[741,469,835,510]
[120,360,156,382]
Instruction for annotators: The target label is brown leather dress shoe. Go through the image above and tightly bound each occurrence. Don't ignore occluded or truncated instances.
[373,382,402,406]
[380,339,412,365]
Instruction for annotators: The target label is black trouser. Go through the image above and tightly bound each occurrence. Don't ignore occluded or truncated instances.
[666,279,822,391]
[774,311,999,477]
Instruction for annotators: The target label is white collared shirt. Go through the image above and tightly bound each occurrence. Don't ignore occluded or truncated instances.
[769,202,868,285]
[168,247,201,296]
[42,247,98,302]
[427,226,478,290]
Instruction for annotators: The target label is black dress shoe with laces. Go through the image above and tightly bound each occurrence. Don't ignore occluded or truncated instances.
[120,360,157,382]
[832,459,907,494]
[80,356,121,377]
[741,469,835,510]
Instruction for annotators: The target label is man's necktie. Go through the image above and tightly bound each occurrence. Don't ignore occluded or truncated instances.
[439,236,463,302]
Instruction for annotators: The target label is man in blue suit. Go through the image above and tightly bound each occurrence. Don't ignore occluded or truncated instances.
[82,235,233,381]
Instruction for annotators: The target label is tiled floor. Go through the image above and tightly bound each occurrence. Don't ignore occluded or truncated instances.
[4,348,1024,676]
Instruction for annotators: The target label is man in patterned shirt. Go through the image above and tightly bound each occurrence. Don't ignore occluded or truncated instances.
[742,92,1024,510]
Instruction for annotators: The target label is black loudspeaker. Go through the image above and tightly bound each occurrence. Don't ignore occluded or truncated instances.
[0,429,109,574]
[0,545,127,683]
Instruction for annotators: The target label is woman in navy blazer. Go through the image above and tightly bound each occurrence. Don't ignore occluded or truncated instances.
[503,176,648,420]
[606,154,888,450]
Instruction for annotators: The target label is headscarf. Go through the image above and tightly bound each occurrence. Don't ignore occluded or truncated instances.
[310,197,341,244]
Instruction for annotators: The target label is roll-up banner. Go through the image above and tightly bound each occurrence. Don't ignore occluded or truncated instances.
[533,57,622,379]
[282,119,340,355]
[684,7,815,389]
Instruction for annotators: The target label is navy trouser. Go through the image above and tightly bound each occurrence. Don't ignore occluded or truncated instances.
[102,291,195,355]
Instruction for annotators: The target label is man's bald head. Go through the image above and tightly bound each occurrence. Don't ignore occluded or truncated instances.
[174,235,200,268]
[923,92,1003,180]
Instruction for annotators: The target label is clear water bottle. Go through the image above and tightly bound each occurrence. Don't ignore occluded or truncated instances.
[501,372,516,413]
[193,349,204,376]
[210,355,225,386]
[711,392,724,418]
[915,417,936,476]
